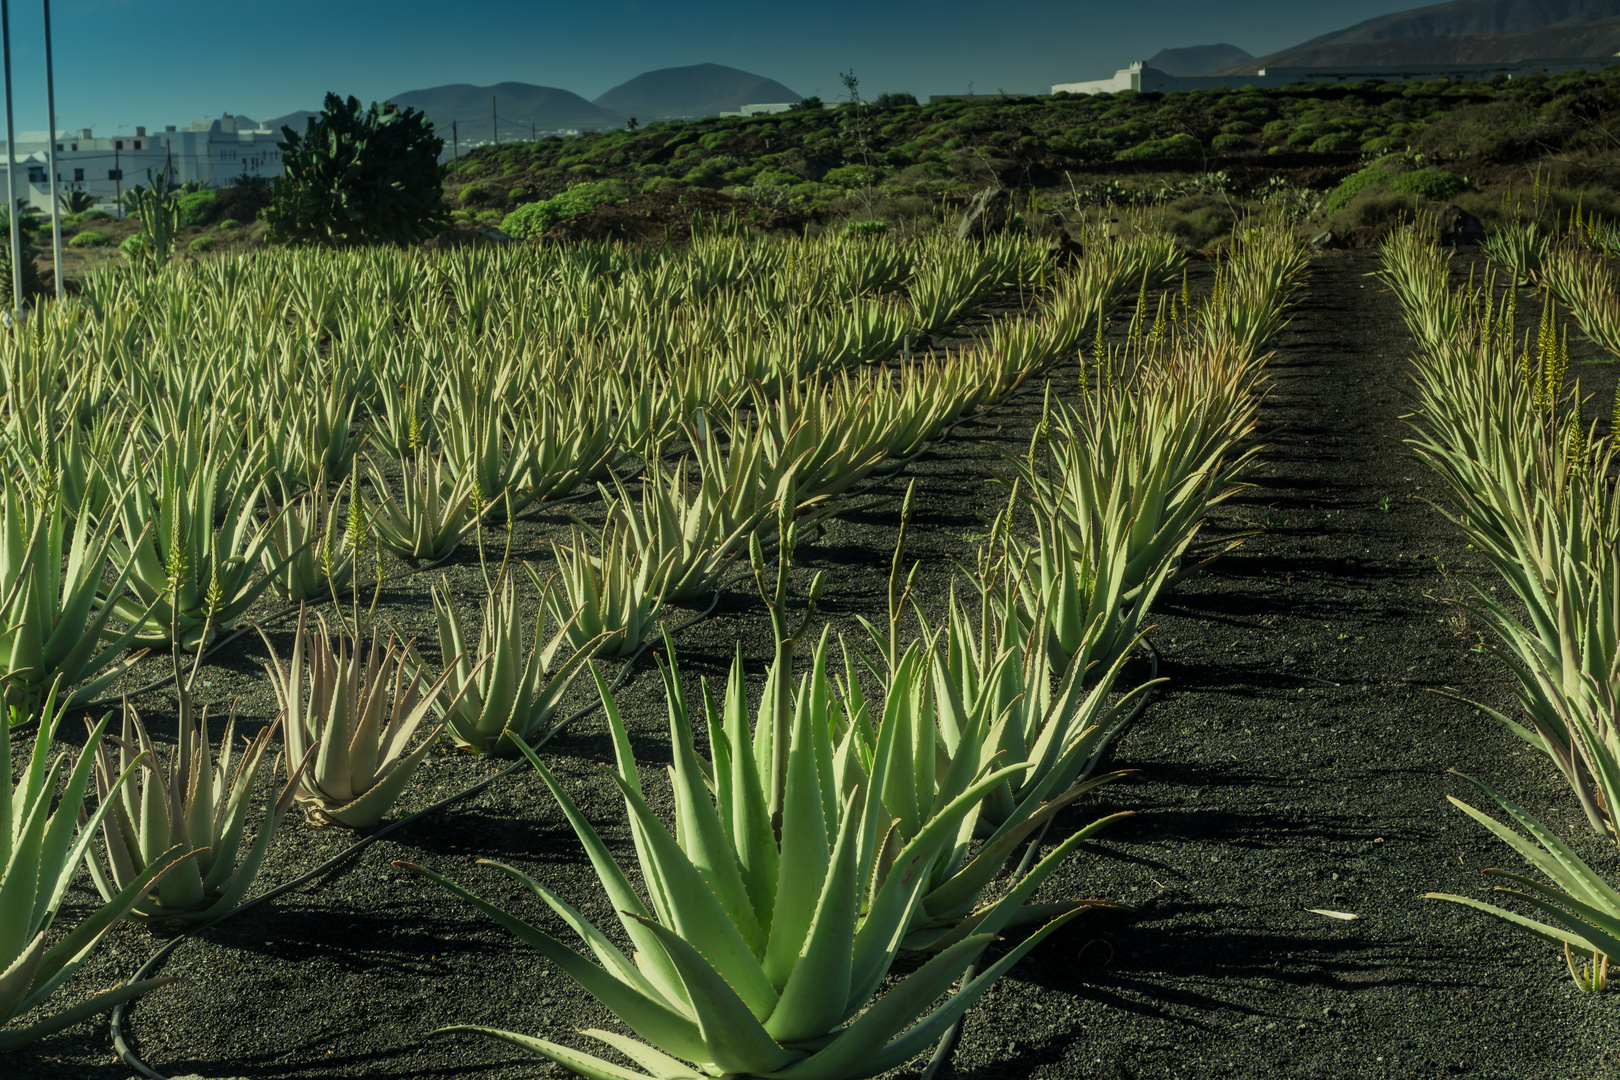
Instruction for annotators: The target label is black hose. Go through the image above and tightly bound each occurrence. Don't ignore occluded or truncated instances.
[917,635,1160,1080]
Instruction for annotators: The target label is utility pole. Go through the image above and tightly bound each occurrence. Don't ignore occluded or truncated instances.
[1,0,21,314]
[451,119,458,159]
[41,0,61,299]
[113,145,119,218]
[530,120,535,142]
[492,96,498,147]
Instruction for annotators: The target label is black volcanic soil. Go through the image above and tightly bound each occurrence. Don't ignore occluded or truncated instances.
[7,248,1620,1080]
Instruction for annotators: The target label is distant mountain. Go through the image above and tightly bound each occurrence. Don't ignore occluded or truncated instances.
[388,83,621,141]
[1146,44,1255,76]
[1217,0,1620,71]
[263,110,319,136]
[592,63,800,119]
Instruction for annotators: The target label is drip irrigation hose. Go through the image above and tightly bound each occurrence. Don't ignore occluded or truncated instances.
[918,634,1160,1080]
[109,586,727,1080]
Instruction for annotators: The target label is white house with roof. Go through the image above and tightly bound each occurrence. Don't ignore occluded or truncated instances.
[2,114,287,214]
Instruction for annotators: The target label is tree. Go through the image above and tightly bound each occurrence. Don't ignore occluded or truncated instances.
[263,92,448,247]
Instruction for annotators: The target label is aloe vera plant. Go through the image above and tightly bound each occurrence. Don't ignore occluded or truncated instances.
[426,568,604,755]
[0,686,188,1049]
[399,643,1087,1080]
[104,444,291,651]
[261,605,463,826]
[261,481,357,603]
[1427,771,1620,992]
[366,451,476,564]
[591,459,756,603]
[0,479,148,709]
[82,683,308,926]
[547,526,672,658]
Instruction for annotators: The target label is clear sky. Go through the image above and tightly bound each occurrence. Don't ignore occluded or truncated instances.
[1,0,1427,135]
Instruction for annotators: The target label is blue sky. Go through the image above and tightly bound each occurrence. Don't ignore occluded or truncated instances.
[4,0,1425,135]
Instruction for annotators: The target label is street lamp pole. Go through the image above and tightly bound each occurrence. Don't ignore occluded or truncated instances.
[1,0,22,314]
[42,0,62,300]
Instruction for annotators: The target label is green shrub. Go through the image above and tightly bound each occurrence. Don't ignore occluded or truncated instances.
[1211,133,1249,153]
[67,229,109,248]
[821,164,885,187]
[218,218,241,230]
[1389,166,1468,201]
[1116,132,1200,161]
[508,186,531,202]
[1308,132,1359,152]
[263,91,448,247]
[499,181,625,240]
[1287,126,1322,146]
[175,190,218,227]
[65,209,112,227]
[1326,168,1393,215]
[475,209,505,225]
[118,234,148,259]
[188,234,217,253]
[459,182,500,206]
[1360,135,1404,155]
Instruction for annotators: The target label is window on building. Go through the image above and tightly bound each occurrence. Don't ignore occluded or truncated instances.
[73,168,83,182]
[26,167,44,183]
[114,140,122,150]
[133,140,142,149]
[55,144,62,152]
[69,143,76,151]
[108,169,121,180]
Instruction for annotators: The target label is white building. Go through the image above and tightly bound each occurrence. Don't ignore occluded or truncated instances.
[1054,56,1620,96]
[2,114,287,214]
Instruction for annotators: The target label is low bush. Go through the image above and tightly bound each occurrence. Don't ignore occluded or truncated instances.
[1388,166,1468,201]
[1326,168,1393,215]
[119,234,148,259]
[499,180,626,240]
[67,229,109,248]
[65,209,112,227]
[1116,132,1200,161]
[188,234,217,253]
[217,218,241,230]
[176,190,218,227]
[1308,132,1359,153]
[1360,135,1404,155]
[458,182,500,206]
[1211,133,1249,153]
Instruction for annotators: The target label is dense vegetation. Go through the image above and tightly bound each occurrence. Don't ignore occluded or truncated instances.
[435,64,1620,241]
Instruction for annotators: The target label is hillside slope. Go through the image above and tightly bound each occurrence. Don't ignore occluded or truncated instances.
[1147,44,1255,76]
[592,63,800,118]
[389,82,621,139]
[1219,0,1620,70]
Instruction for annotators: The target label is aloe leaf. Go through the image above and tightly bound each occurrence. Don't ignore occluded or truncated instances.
[400,863,705,1061]
[509,732,688,1011]
[656,645,765,958]
[432,1025,659,1080]
[628,915,800,1076]
[584,1028,708,1079]
[763,673,831,990]
[766,788,861,1042]
[1426,891,1598,952]
[0,976,176,1052]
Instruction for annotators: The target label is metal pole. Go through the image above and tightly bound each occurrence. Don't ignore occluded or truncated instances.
[452,119,457,160]
[1,0,21,314]
[42,0,61,300]
[492,96,497,147]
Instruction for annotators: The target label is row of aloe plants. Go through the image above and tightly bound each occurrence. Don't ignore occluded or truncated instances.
[1,219,1304,1071]
[1381,220,1620,991]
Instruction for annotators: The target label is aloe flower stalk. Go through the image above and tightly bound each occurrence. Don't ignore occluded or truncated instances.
[0,684,188,1049]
